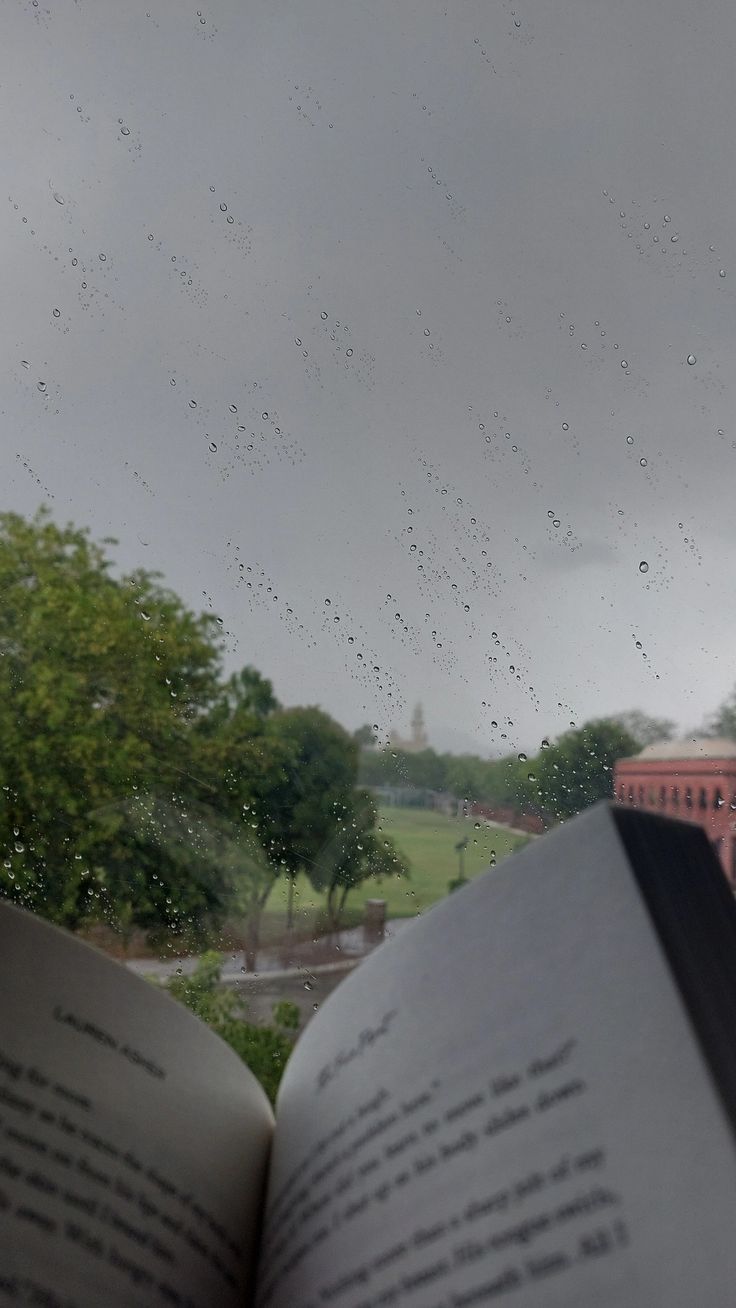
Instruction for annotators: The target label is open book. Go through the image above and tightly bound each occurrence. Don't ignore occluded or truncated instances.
[3,801,736,1307]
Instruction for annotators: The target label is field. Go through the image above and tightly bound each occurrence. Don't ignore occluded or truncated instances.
[264,805,529,928]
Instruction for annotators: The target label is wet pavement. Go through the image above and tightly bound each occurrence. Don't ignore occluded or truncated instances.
[125,917,413,982]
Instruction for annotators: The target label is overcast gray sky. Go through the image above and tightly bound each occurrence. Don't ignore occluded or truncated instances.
[2,0,735,755]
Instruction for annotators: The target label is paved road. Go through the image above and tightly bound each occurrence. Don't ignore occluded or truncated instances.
[125,917,412,983]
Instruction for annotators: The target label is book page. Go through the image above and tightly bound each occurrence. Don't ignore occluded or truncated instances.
[0,902,274,1308]
[256,804,736,1307]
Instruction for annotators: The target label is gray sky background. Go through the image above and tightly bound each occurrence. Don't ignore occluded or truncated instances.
[2,0,735,755]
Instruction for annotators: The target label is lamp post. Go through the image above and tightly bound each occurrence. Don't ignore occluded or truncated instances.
[454,835,469,882]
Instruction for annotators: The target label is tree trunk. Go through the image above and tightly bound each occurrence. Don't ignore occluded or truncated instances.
[326,882,336,929]
[244,913,260,973]
[243,883,274,972]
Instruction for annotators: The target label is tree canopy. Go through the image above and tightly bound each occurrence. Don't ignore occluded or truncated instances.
[0,510,222,928]
[0,510,394,945]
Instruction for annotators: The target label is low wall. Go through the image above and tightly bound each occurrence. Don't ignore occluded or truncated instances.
[225,958,361,1030]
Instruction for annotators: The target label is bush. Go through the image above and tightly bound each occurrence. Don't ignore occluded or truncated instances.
[165,951,297,1104]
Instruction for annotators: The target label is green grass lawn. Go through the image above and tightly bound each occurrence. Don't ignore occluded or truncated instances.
[262,805,528,929]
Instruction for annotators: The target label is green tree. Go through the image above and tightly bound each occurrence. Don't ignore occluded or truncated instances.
[0,510,222,930]
[352,723,377,748]
[307,789,409,925]
[611,710,675,748]
[528,718,639,820]
[262,707,361,885]
[702,688,736,740]
[357,745,449,793]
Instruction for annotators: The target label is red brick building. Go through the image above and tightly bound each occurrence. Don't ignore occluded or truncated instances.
[613,738,736,885]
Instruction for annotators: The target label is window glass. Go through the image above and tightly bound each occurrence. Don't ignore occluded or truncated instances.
[3,0,735,1017]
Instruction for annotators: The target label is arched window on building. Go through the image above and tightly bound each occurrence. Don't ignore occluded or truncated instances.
[628,786,634,803]
[671,786,679,807]
[659,785,667,807]
[685,787,693,809]
[713,788,724,810]
[698,787,708,810]
[647,787,656,806]
[638,785,645,805]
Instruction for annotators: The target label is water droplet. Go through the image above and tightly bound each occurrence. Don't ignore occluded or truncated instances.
[562,422,569,430]
[638,560,649,573]
[643,221,650,230]
[53,192,65,205]
[640,457,647,467]
[621,359,628,368]
[189,399,197,408]
[663,214,671,223]
[303,980,313,991]
[140,610,151,620]
[229,404,237,413]
[52,308,60,317]
[120,125,130,136]
[37,381,47,393]
[687,354,696,366]
[626,435,634,445]
[541,738,550,749]
[220,203,227,212]
[227,215,234,224]
[719,268,726,278]
[518,752,527,762]
[14,842,24,854]
[99,252,106,261]
[346,347,353,357]
[208,441,217,452]
[71,256,78,265]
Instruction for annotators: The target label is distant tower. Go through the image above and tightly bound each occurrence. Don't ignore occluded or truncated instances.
[410,702,428,752]
[388,702,430,754]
